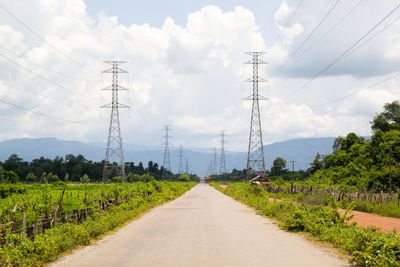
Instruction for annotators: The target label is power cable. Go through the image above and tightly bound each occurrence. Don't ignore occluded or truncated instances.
[283,3,400,99]
[0,3,98,75]
[269,0,304,47]
[0,45,98,82]
[0,52,101,102]
[0,98,91,123]
[312,72,400,108]
[299,0,362,57]
[0,81,72,102]
[271,0,341,76]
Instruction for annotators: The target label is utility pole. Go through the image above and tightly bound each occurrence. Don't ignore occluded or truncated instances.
[321,154,325,184]
[212,147,218,175]
[290,160,295,174]
[245,52,267,180]
[219,131,227,174]
[178,145,184,174]
[206,159,213,177]
[387,142,399,193]
[162,125,172,178]
[101,61,129,182]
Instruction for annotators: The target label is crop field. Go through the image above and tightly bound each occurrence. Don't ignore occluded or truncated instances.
[0,181,196,266]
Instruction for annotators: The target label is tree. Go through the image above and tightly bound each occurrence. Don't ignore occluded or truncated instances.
[6,171,19,183]
[0,166,5,183]
[26,173,36,183]
[372,100,400,132]
[308,153,323,175]
[64,173,69,182]
[127,173,141,182]
[140,173,155,182]
[271,157,287,176]
[333,136,344,152]
[80,174,90,183]
[40,172,47,184]
[47,172,59,183]
[179,173,190,182]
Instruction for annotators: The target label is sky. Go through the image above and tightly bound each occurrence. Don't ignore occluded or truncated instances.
[0,0,399,152]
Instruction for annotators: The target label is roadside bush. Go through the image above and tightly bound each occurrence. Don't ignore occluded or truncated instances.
[0,181,196,266]
[211,182,400,266]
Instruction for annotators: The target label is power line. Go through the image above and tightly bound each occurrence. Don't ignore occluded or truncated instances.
[312,72,400,108]
[0,45,98,82]
[299,0,362,57]
[283,3,400,99]
[352,15,400,52]
[178,145,184,174]
[245,52,267,180]
[269,0,304,47]
[0,3,97,74]
[271,0,341,76]
[0,115,70,124]
[219,130,227,174]
[212,147,218,175]
[0,98,88,123]
[101,61,129,182]
[162,125,172,176]
[0,81,68,102]
[0,52,101,102]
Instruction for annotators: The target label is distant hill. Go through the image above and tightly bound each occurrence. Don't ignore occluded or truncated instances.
[0,137,337,176]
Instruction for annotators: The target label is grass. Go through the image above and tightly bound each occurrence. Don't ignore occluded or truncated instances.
[0,181,196,266]
[210,182,400,266]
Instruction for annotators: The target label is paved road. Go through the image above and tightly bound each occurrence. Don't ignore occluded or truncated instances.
[50,183,348,267]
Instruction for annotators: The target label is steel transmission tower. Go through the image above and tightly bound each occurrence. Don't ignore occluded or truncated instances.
[219,131,227,174]
[178,145,184,174]
[212,147,218,175]
[101,61,129,182]
[162,125,172,177]
[185,158,189,174]
[245,52,267,180]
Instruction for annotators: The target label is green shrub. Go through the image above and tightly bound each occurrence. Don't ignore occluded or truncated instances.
[0,181,196,266]
[211,182,400,266]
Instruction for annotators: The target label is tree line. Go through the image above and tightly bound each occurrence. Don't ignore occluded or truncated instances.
[211,100,400,191]
[0,154,177,183]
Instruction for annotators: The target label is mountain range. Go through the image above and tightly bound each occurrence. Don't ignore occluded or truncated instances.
[0,137,336,176]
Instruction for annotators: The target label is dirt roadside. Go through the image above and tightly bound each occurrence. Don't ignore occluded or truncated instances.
[219,184,400,233]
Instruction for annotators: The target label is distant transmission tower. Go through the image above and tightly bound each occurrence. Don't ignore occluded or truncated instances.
[185,158,189,174]
[219,131,227,174]
[244,52,267,180]
[101,61,129,182]
[162,125,172,177]
[212,147,218,175]
[178,145,184,174]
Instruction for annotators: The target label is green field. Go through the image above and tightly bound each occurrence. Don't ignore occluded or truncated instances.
[0,181,196,266]
[211,182,400,266]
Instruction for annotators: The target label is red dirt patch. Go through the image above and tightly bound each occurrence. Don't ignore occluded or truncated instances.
[268,197,282,203]
[267,197,400,233]
[219,184,228,189]
[338,209,400,233]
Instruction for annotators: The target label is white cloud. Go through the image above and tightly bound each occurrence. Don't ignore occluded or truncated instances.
[0,0,398,153]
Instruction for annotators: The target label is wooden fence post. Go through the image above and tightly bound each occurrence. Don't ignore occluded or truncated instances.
[22,212,26,241]
[53,208,57,228]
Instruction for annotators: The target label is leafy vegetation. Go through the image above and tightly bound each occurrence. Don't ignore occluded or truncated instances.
[211,182,400,266]
[0,181,196,266]
[210,101,400,193]
[307,101,400,190]
[0,155,198,183]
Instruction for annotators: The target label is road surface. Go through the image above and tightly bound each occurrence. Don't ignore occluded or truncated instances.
[50,183,348,267]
